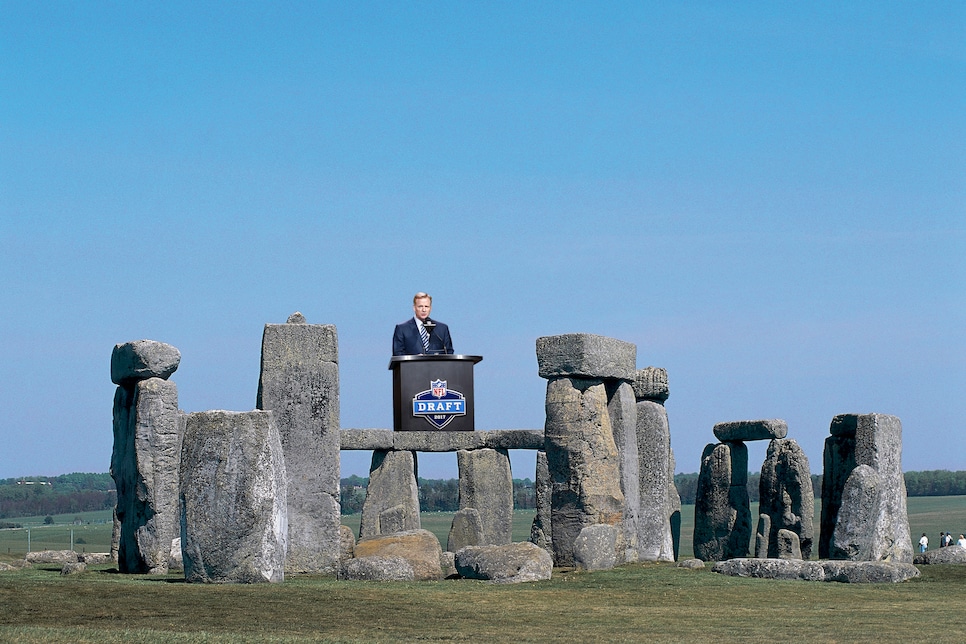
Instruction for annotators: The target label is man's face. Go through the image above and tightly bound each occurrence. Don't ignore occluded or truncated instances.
[413,297,432,321]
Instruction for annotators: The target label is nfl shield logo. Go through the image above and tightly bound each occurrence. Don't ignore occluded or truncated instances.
[431,379,447,398]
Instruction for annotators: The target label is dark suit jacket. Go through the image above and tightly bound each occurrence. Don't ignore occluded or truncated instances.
[392,318,453,356]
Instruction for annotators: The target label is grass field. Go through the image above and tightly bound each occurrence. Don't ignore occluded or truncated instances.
[1,498,966,642]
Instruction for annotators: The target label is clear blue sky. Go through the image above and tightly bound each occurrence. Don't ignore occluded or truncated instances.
[2,3,963,481]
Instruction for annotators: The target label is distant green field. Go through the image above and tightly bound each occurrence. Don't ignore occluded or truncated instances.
[3,497,964,560]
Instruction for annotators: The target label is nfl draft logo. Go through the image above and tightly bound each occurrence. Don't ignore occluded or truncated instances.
[412,379,466,429]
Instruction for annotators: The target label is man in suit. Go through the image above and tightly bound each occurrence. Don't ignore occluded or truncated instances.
[392,292,454,356]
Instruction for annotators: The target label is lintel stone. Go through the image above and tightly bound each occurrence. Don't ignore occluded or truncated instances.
[340,429,544,452]
[536,334,636,380]
[713,419,788,442]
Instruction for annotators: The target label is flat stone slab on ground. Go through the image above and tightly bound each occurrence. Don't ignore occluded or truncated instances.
[713,419,788,442]
[713,558,920,583]
[340,556,415,581]
[353,529,443,581]
[914,545,966,565]
[454,542,553,584]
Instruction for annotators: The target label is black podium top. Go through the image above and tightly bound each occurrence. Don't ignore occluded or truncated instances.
[388,354,483,370]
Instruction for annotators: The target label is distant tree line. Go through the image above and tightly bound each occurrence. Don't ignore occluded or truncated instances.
[340,476,537,514]
[0,473,116,519]
[3,469,963,519]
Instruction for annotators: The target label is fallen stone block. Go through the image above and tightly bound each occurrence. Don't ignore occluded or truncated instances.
[60,562,87,576]
[455,542,553,584]
[353,529,442,581]
[25,550,78,565]
[914,545,966,565]
[677,558,705,569]
[573,524,618,571]
[340,556,415,581]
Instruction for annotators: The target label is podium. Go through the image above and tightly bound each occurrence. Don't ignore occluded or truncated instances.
[389,355,483,431]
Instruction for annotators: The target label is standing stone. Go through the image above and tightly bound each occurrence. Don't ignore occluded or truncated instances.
[111,376,183,574]
[359,450,420,539]
[529,451,552,553]
[180,410,287,583]
[693,441,751,561]
[635,398,673,561]
[755,514,771,559]
[759,438,814,559]
[606,380,639,563]
[447,508,485,552]
[573,524,618,571]
[827,413,913,563]
[543,377,624,566]
[820,415,858,558]
[256,317,341,574]
[777,529,802,560]
[456,448,513,545]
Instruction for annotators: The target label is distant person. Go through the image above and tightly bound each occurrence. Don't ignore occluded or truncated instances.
[939,532,946,548]
[919,533,928,553]
[943,532,954,548]
[958,534,966,548]
[392,292,454,356]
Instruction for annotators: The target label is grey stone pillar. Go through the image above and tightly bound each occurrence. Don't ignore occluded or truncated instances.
[759,438,814,559]
[693,441,751,561]
[359,450,420,539]
[820,414,858,558]
[529,450,552,552]
[110,340,183,574]
[537,333,635,566]
[180,410,287,583]
[827,413,913,563]
[256,313,341,574]
[456,448,513,545]
[633,367,674,562]
[606,380,640,563]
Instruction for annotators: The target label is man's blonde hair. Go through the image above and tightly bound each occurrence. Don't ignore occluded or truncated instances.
[413,292,432,304]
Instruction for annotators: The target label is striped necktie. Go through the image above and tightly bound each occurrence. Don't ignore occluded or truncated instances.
[419,323,430,353]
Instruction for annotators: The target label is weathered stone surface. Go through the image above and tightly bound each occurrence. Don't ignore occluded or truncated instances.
[340,556,414,581]
[447,508,485,552]
[606,381,639,564]
[340,429,395,451]
[713,558,827,582]
[829,413,859,437]
[60,562,87,575]
[544,377,624,566]
[677,558,705,569]
[441,550,457,578]
[340,429,546,452]
[168,537,183,571]
[359,450,420,539]
[777,529,802,560]
[339,526,355,564]
[573,524,618,571]
[25,550,78,565]
[536,334,636,380]
[693,442,751,561]
[455,542,553,584]
[713,419,788,442]
[828,414,913,563]
[482,430,546,450]
[78,552,112,565]
[111,377,183,574]
[529,451,552,553]
[632,367,669,403]
[353,530,442,581]
[760,438,814,559]
[755,514,771,559]
[457,448,513,545]
[256,320,340,575]
[820,433,856,558]
[393,431,486,452]
[637,398,673,562]
[286,311,306,324]
[180,410,287,583]
[914,545,966,565]
[111,340,181,385]
[821,560,921,583]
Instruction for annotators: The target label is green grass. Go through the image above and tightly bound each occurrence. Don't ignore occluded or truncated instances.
[1,558,965,642]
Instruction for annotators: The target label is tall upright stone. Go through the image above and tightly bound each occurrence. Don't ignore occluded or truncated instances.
[180,410,287,583]
[633,367,674,562]
[826,413,913,563]
[456,448,513,545]
[110,340,183,575]
[529,450,552,552]
[820,414,858,558]
[606,380,639,563]
[538,334,633,566]
[359,450,421,539]
[256,314,340,574]
[759,438,814,559]
[693,441,751,561]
